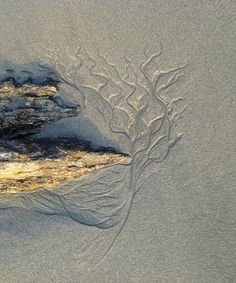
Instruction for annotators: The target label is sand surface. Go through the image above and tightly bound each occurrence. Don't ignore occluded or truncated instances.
[0,1,235,282]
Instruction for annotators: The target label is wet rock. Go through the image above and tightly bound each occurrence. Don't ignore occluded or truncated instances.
[0,81,79,138]
[0,138,129,193]
[0,81,130,194]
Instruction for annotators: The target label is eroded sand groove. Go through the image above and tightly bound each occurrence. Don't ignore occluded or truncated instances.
[0,81,129,194]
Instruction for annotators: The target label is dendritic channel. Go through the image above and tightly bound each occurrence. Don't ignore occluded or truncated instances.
[0,46,188,270]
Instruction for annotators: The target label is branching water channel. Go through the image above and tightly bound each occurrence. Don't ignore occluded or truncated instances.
[0,45,188,270]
